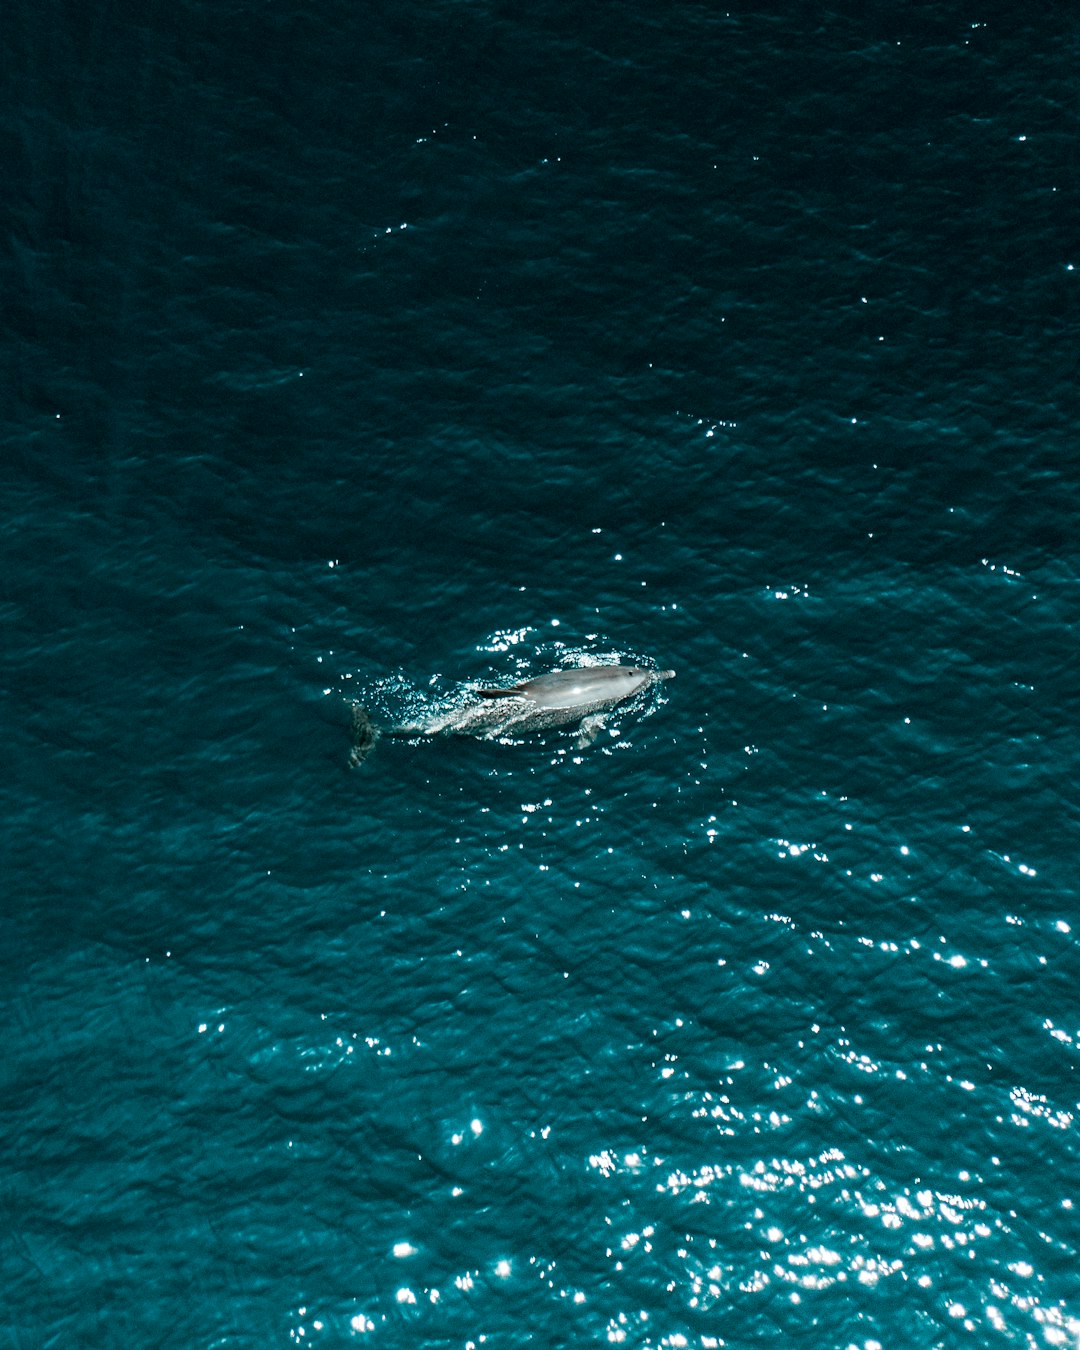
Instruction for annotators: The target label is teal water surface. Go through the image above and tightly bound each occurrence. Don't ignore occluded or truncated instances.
[3,2,1079,1347]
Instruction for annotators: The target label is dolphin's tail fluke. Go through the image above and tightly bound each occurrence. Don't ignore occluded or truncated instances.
[348,704,380,767]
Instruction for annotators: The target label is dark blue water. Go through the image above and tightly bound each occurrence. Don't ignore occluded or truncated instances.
[4,3,1079,1347]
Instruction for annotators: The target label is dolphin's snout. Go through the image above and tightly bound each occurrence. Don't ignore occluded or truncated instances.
[657,669,676,680]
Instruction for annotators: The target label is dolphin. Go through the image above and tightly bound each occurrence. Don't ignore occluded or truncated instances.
[349,664,674,765]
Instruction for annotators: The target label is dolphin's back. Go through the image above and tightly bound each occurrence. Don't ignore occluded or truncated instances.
[350,664,674,763]
[477,665,654,710]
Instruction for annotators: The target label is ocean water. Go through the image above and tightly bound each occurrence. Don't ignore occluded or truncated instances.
[3,2,1079,1347]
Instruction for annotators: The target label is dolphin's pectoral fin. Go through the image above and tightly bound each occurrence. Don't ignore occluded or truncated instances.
[348,704,380,767]
[577,714,607,748]
[476,687,528,700]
